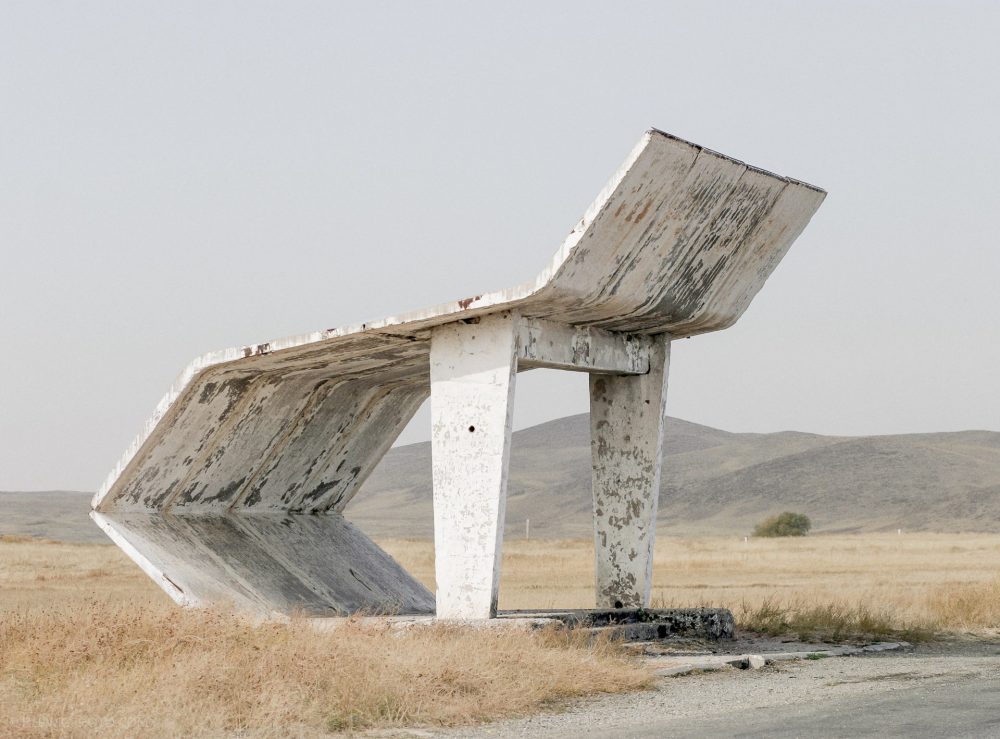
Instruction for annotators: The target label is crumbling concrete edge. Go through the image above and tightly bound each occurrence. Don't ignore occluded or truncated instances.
[652,641,910,677]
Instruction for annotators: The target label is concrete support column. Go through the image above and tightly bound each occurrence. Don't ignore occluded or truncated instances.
[430,312,518,619]
[590,334,670,609]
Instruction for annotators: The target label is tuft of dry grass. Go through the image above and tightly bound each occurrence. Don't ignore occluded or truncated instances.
[0,601,651,738]
[926,578,1000,631]
[734,598,937,643]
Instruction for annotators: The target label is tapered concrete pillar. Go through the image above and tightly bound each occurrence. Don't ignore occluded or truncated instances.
[590,335,670,608]
[430,313,518,619]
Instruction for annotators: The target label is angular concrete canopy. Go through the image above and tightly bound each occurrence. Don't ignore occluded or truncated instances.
[92,129,825,619]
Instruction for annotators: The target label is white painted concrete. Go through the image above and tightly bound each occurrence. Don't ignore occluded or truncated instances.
[92,130,824,518]
[430,312,519,619]
[590,336,671,608]
[517,317,650,374]
[90,129,825,619]
[92,510,434,617]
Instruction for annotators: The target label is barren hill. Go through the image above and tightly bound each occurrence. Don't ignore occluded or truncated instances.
[0,490,108,543]
[3,416,1000,542]
[346,415,1000,538]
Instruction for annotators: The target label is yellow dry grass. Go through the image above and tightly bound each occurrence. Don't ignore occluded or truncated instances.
[4,532,1000,629]
[0,603,647,738]
[0,537,650,737]
[3,532,1000,736]
[378,532,1000,633]
[0,535,167,612]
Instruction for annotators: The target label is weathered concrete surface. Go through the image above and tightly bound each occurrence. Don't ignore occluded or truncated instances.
[500,607,736,641]
[303,608,737,645]
[93,130,824,516]
[648,641,908,676]
[92,129,825,617]
[439,641,1000,739]
[429,314,669,619]
[517,317,651,375]
[430,313,519,619]
[590,337,670,608]
[92,510,433,616]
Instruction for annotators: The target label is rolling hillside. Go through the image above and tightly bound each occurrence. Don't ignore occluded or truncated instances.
[347,415,1000,538]
[3,416,1000,542]
[0,490,107,543]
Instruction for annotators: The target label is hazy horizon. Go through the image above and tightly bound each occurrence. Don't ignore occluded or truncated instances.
[2,1,998,490]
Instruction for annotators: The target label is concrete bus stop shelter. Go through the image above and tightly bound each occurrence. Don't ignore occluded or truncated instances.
[91,129,825,621]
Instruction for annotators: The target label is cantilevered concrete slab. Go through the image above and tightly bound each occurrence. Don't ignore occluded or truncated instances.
[92,129,825,620]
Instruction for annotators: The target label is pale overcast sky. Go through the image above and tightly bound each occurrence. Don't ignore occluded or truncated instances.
[1,1,998,491]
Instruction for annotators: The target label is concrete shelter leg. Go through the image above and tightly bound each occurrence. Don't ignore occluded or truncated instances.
[590,335,671,608]
[430,312,518,619]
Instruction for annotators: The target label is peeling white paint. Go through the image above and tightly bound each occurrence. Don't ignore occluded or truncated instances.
[590,337,671,608]
[517,317,650,375]
[430,313,518,619]
[90,129,825,619]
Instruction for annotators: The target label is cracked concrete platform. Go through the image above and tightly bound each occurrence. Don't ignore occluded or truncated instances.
[635,636,908,676]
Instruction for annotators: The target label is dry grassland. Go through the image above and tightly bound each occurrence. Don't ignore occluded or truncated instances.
[0,603,647,738]
[381,532,1000,633]
[0,536,649,737]
[4,532,1000,630]
[3,532,1000,736]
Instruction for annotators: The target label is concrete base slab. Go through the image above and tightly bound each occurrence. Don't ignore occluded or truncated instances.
[497,607,735,641]
[303,608,736,641]
[644,639,910,676]
[305,615,555,633]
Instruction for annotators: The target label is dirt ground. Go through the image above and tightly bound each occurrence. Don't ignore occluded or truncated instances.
[432,638,1000,738]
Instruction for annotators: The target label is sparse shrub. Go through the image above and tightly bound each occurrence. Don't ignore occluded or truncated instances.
[752,511,811,538]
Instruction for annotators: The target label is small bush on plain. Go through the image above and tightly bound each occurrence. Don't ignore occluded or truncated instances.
[753,512,812,538]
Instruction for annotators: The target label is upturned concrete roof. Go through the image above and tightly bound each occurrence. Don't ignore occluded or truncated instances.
[90,130,824,616]
[94,129,824,516]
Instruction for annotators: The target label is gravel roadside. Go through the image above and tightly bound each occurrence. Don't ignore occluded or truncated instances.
[429,638,1000,738]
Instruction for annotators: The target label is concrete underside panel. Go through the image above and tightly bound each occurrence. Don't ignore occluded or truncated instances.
[92,129,825,617]
[93,511,433,616]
